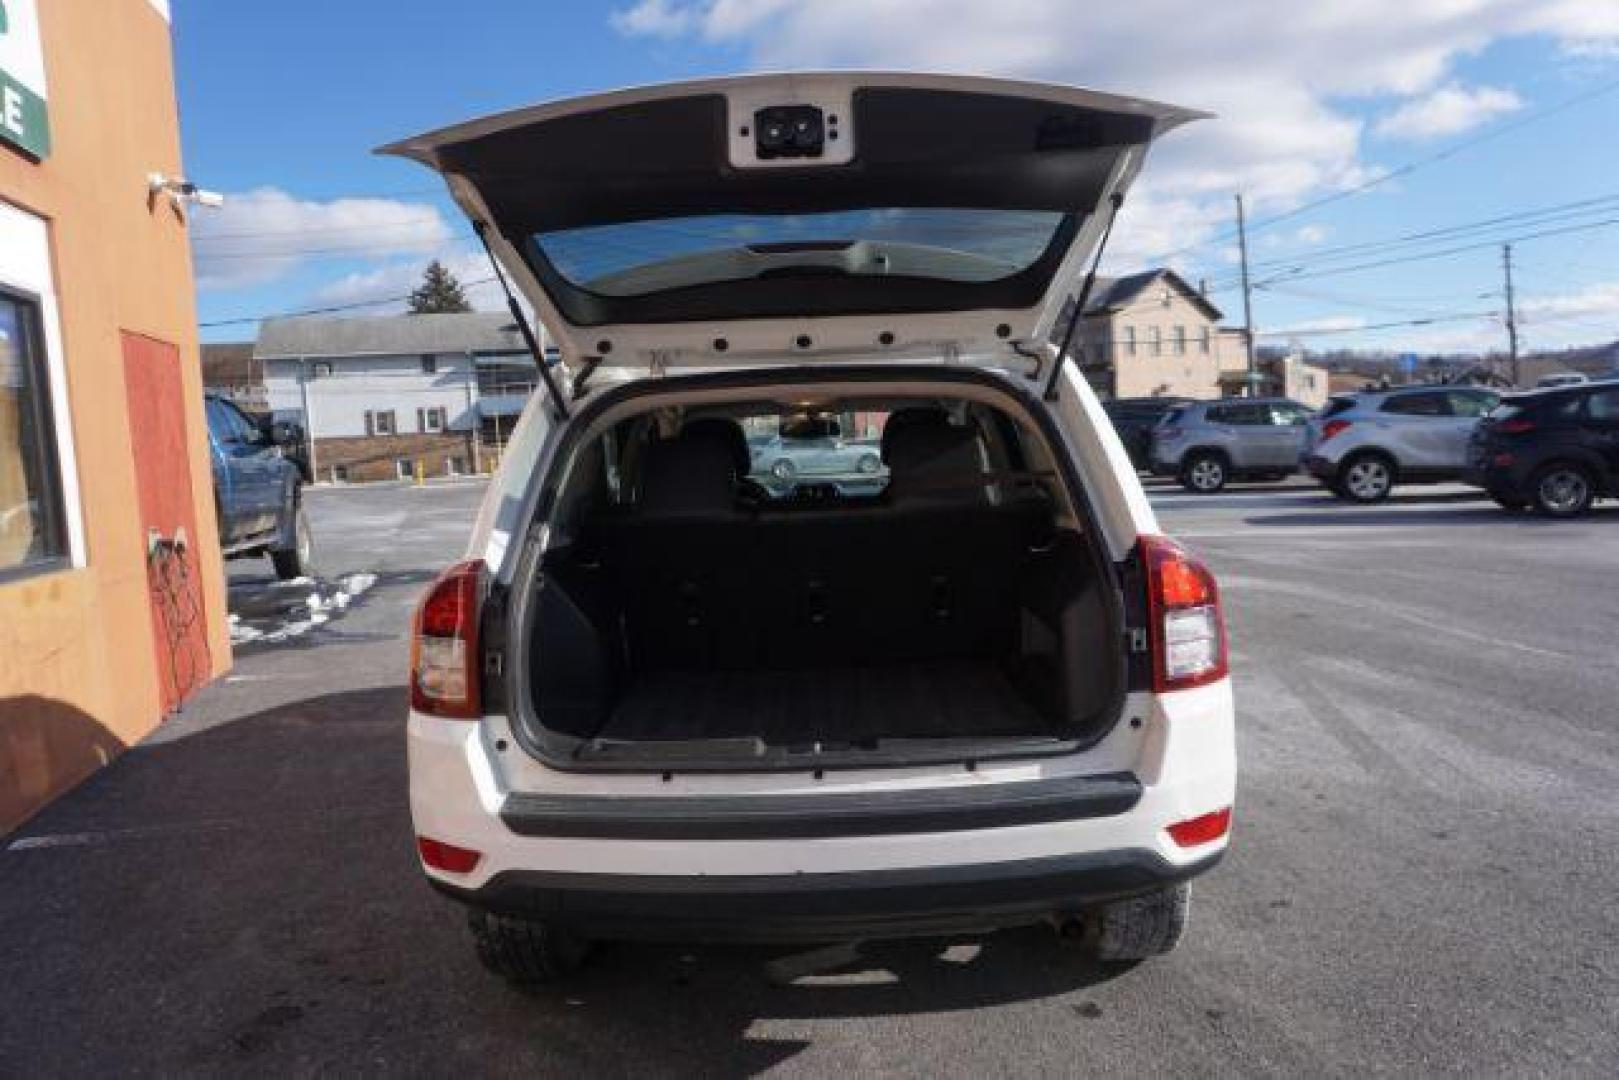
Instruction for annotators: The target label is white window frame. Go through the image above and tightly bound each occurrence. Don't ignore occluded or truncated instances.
[396,458,414,480]
[0,202,86,571]
[1122,325,1136,357]
[1173,326,1186,355]
[1148,326,1162,357]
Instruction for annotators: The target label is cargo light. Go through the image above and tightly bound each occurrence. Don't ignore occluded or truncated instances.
[1139,535,1227,692]
[410,559,485,719]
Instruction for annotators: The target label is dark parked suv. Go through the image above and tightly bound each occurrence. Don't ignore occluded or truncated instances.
[1465,381,1619,517]
[1103,397,1191,470]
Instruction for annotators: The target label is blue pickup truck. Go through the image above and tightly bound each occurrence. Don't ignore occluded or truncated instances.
[204,394,312,580]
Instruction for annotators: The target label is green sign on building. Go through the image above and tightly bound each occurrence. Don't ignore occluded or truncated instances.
[0,0,50,160]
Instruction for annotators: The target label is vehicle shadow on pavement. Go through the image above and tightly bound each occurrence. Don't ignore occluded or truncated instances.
[0,686,1128,1076]
[1245,505,1619,528]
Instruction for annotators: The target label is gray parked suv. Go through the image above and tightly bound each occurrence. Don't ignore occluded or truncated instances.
[1150,398,1313,493]
[1302,386,1498,502]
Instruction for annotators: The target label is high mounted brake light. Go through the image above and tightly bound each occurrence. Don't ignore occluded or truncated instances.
[410,560,485,719]
[1139,535,1228,693]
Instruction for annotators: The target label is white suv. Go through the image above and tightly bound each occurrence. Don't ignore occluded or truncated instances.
[387,73,1235,983]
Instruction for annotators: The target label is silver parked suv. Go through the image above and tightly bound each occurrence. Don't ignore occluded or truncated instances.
[1303,385,1499,502]
[1150,398,1313,493]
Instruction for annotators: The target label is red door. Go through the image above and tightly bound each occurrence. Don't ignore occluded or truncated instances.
[122,332,211,714]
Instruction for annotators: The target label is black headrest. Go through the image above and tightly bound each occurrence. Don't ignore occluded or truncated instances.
[880,407,950,464]
[681,416,751,477]
[638,428,741,516]
[882,412,987,503]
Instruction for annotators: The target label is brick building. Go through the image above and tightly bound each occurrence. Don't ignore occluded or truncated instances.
[2,0,231,832]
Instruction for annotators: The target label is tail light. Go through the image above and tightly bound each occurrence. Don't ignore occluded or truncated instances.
[1496,417,1537,435]
[1320,418,1353,442]
[1167,807,1232,848]
[1139,535,1227,692]
[410,559,485,718]
[416,836,482,874]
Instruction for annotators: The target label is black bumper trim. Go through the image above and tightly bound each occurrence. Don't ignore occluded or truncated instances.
[429,848,1224,943]
[499,773,1142,840]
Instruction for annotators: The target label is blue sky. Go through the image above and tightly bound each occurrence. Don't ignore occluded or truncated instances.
[177,0,1619,355]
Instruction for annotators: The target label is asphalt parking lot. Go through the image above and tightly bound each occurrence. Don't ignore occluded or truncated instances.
[2,478,1615,1075]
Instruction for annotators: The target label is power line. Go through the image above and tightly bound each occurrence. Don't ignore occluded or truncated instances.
[198,275,497,328]
[1153,74,1619,263]
[1248,214,1619,289]
[1200,193,1619,293]
[1256,310,1499,338]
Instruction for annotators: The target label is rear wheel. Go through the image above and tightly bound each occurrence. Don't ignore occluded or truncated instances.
[1338,453,1395,503]
[1091,884,1191,961]
[1530,463,1595,518]
[1181,453,1227,494]
[269,501,313,580]
[468,910,591,985]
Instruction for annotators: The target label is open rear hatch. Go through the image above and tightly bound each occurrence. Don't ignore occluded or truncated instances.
[379,73,1204,375]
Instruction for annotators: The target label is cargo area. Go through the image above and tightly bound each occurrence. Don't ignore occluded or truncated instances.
[515,390,1124,768]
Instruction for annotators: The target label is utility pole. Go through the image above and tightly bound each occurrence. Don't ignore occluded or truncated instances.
[1235,193,1258,395]
[1502,243,1521,387]
[464,350,482,476]
[298,359,319,481]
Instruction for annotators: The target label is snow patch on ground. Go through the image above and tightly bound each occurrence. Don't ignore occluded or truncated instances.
[228,570,379,646]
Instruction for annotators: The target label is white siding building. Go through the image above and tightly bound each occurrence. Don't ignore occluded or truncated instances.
[255,313,540,482]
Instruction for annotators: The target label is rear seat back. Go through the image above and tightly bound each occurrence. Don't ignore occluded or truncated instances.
[602,425,751,670]
[603,410,1052,674]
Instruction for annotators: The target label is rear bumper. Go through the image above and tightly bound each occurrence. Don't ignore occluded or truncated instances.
[1304,454,1336,480]
[430,848,1224,942]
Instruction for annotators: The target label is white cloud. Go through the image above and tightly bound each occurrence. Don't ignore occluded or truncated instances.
[608,0,700,37]
[190,187,453,290]
[308,251,505,313]
[1521,280,1619,325]
[1374,83,1524,141]
[609,0,1618,266]
[1264,314,1369,336]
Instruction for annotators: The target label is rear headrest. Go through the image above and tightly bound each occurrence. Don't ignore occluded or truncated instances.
[882,412,988,504]
[638,428,741,516]
[880,407,951,465]
[681,416,751,478]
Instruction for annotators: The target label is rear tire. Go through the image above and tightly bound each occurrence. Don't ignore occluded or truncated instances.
[1337,452,1396,503]
[1180,453,1227,494]
[1530,463,1595,518]
[270,501,313,580]
[468,910,591,985]
[1092,884,1191,961]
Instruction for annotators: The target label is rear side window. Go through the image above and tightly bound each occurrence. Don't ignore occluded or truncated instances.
[1446,391,1497,418]
[1207,403,1266,425]
[1157,406,1187,427]
[1319,397,1357,419]
[1382,392,1448,416]
[1586,389,1619,422]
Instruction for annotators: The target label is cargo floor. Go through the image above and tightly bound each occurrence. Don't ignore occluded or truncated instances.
[597,660,1051,745]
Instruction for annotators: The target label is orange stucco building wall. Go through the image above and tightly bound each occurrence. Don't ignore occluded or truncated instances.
[0,0,229,832]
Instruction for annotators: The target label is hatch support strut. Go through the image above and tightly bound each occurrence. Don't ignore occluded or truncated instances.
[473,221,569,422]
[1043,190,1125,402]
